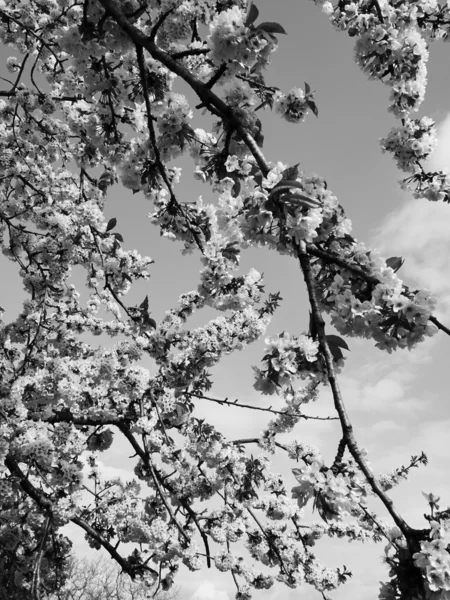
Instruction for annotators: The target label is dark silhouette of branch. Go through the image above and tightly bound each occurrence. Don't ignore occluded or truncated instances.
[296,241,414,539]
[187,392,338,420]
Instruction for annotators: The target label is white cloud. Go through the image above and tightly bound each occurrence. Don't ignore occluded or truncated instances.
[189,581,230,600]
[340,367,427,415]
[429,113,450,173]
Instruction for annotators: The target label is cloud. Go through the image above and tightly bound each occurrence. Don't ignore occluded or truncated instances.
[189,581,230,600]
[429,112,450,172]
[340,366,427,415]
[80,456,136,486]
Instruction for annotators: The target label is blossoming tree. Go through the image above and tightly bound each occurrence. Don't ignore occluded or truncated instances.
[1,0,450,598]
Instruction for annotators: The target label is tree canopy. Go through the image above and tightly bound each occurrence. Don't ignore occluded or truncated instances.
[1,0,450,599]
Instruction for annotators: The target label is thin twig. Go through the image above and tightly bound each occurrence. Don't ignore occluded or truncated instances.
[187,391,338,420]
[429,315,450,336]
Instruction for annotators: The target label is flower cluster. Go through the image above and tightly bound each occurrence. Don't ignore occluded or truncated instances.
[291,458,366,520]
[274,88,311,123]
[207,6,276,75]
[413,519,450,596]
[312,242,437,352]
[381,116,437,173]
[311,0,450,204]
[253,331,325,395]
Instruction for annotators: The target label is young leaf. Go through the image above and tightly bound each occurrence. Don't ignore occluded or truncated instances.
[386,256,404,273]
[143,314,157,329]
[269,180,322,207]
[281,163,300,180]
[140,295,149,311]
[221,242,241,265]
[307,99,319,118]
[283,194,323,210]
[106,217,117,232]
[327,343,343,362]
[259,30,279,44]
[304,82,311,96]
[325,335,350,351]
[257,22,287,34]
[113,232,124,243]
[254,130,264,147]
[245,1,259,26]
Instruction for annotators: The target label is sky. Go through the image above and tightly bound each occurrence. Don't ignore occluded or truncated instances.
[2,1,450,599]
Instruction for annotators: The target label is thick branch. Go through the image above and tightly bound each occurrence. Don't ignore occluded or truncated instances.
[295,241,414,539]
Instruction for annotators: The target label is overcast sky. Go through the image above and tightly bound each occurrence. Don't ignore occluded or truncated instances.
[2,1,450,598]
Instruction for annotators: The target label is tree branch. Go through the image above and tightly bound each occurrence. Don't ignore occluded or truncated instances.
[97,0,270,176]
[4,455,157,580]
[295,241,414,539]
[308,244,450,337]
[186,391,338,420]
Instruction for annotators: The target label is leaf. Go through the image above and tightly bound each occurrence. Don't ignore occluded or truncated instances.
[281,163,300,180]
[325,335,350,351]
[254,130,264,147]
[245,1,259,26]
[140,295,149,311]
[326,335,350,362]
[143,314,157,330]
[257,21,287,34]
[292,467,305,482]
[98,171,115,192]
[327,344,343,362]
[106,217,117,232]
[386,256,404,273]
[270,179,317,199]
[259,30,279,44]
[222,242,241,265]
[112,232,124,243]
[304,82,311,96]
[283,193,322,210]
[314,492,339,523]
[307,99,319,118]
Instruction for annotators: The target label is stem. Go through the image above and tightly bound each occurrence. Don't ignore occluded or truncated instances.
[429,315,450,336]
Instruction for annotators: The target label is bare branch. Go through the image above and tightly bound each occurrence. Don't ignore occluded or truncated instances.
[187,391,338,420]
